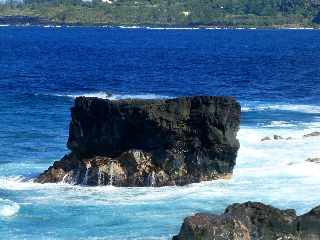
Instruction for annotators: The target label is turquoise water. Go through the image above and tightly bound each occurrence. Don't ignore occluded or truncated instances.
[0,27,320,239]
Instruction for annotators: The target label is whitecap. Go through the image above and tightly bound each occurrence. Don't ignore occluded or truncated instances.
[126,26,201,30]
[0,198,20,217]
[51,92,171,100]
[0,125,319,212]
[241,103,320,114]
[262,121,297,128]
[205,27,223,30]
[119,26,141,29]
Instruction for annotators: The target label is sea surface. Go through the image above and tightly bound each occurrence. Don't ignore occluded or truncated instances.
[0,27,320,240]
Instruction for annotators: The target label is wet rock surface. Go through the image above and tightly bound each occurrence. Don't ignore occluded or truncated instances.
[303,132,320,138]
[261,135,291,141]
[173,202,320,240]
[306,158,320,164]
[36,96,241,186]
[261,131,320,142]
[172,213,251,240]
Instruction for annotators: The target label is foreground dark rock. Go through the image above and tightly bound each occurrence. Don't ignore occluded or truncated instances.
[36,96,241,186]
[173,202,320,240]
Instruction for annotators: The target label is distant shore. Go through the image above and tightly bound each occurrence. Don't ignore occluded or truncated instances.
[0,15,319,30]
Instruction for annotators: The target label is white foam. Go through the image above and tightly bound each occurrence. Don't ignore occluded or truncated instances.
[242,103,320,114]
[51,92,170,100]
[108,93,170,100]
[118,26,200,30]
[43,25,62,28]
[0,125,320,213]
[0,198,20,217]
[146,27,200,30]
[286,27,315,30]
[119,25,141,29]
[303,121,320,128]
[262,120,297,128]
[205,27,223,30]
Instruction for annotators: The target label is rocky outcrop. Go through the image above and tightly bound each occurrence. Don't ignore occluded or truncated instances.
[173,213,251,240]
[36,96,241,187]
[261,135,292,141]
[306,158,320,164]
[261,131,320,142]
[303,132,320,138]
[173,202,320,240]
[261,135,284,141]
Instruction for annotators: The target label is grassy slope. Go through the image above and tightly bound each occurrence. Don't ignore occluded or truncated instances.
[0,0,319,27]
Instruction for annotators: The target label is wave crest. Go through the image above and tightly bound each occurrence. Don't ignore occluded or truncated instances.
[242,103,320,114]
[0,198,20,217]
[49,92,171,100]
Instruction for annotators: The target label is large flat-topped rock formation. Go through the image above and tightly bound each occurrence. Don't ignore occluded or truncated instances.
[36,96,241,187]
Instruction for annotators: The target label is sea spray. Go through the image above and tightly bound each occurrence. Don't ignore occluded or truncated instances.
[61,173,69,184]
[0,198,20,217]
[82,162,91,185]
[97,168,104,185]
[109,161,114,186]
[150,171,156,187]
[49,92,170,100]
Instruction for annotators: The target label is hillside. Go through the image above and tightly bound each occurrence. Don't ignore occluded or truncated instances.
[1,0,320,27]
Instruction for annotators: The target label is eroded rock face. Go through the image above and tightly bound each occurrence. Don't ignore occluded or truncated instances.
[36,96,241,186]
[173,202,320,240]
[298,205,320,239]
[172,214,251,240]
[224,202,298,240]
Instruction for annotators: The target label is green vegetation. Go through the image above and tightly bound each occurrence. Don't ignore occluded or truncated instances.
[1,0,320,27]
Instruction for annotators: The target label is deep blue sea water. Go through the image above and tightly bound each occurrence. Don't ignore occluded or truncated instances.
[0,27,320,240]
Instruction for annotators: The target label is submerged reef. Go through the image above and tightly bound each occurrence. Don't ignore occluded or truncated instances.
[36,96,241,186]
[173,202,320,240]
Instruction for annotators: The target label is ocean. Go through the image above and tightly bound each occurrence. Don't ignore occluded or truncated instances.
[0,27,320,240]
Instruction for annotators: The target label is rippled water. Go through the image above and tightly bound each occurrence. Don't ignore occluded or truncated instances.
[0,27,320,239]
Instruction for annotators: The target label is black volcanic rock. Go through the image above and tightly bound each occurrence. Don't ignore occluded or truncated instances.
[298,205,320,239]
[173,202,320,240]
[172,213,251,240]
[303,132,320,138]
[224,202,298,239]
[36,96,241,187]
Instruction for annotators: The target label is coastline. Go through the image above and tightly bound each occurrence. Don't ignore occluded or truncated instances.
[0,24,319,31]
[0,15,319,30]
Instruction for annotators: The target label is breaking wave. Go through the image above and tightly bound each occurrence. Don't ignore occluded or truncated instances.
[262,121,297,128]
[0,126,319,213]
[47,92,171,100]
[0,198,20,217]
[241,103,320,114]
